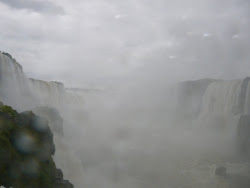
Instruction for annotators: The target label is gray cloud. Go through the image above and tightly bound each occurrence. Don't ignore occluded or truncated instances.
[0,0,249,86]
[0,1,250,187]
[0,0,64,14]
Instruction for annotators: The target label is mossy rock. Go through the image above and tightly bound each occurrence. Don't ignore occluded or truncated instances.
[0,105,17,119]
[0,103,56,188]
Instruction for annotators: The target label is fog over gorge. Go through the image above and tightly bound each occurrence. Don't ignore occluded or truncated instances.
[0,0,250,188]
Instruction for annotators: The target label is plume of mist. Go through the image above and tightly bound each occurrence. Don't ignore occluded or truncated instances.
[0,0,250,187]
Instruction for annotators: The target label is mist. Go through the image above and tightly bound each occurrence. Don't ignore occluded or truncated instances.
[0,0,250,188]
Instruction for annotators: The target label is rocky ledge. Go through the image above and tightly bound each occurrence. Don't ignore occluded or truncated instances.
[0,102,73,188]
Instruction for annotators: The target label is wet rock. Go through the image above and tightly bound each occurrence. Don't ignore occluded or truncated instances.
[56,169,63,180]
[54,169,74,188]
[54,180,74,188]
[0,104,57,187]
[0,103,74,188]
[33,106,64,136]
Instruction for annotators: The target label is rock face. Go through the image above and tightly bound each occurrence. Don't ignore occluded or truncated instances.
[0,102,73,188]
[0,51,82,187]
[31,107,81,187]
[33,106,64,136]
[0,103,56,188]
[54,169,74,188]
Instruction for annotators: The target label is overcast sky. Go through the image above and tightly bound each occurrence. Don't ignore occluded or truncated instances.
[0,0,249,87]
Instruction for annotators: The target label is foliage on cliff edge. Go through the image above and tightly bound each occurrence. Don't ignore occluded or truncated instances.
[0,102,56,188]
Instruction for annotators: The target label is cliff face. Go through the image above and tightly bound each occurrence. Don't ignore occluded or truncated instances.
[0,102,55,188]
[32,106,85,188]
[0,102,73,188]
[0,52,84,187]
[33,106,64,136]
[176,77,250,156]
[2,51,250,187]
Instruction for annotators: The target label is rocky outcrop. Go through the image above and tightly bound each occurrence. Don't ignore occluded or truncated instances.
[0,102,73,188]
[54,169,74,188]
[0,52,81,187]
[33,106,64,136]
[0,103,56,188]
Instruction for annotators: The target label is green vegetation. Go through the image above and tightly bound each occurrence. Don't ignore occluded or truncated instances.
[0,103,56,188]
[0,105,17,118]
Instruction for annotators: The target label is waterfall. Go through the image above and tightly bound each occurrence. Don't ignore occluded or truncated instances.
[1,51,250,188]
[0,52,85,187]
[199,78,250,117]
[195,78,250,130]
[0,52,68,110]
[200,80,242,117]
[176,78,250,126]
[172,78,250,160]
[29,78,66,109]
[0,53,32,109]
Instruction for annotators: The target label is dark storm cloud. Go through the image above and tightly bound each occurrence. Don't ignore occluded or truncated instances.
[0,0,64,14]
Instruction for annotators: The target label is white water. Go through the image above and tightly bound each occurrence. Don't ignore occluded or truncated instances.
[174,79,250,188]
[1,52,250,188]
[0,52,85,187]
[201,80,242,116]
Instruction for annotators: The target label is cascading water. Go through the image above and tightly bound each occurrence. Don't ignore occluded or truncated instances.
[0,52,85,187]
[199,78,250,117]
[0,53,32,110]
[0,52,68,110]
[174,78,250,188]
[1,51,250,188]
[29,78,66,109]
